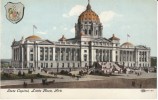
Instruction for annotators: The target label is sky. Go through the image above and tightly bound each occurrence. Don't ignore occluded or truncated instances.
[0,0,157,59]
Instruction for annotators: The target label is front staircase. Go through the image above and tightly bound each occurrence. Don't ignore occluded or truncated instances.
[89,62,123,74]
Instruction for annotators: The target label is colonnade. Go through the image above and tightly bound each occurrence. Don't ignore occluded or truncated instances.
[96,49,112,62]
[55,47,80,61]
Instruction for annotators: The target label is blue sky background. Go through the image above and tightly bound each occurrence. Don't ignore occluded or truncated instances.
[1,0,157,59]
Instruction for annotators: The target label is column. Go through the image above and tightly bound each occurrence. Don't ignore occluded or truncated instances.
[74,49,76,61]
[131,51,132,62]
[146,51,148,62]
[53,47,55,61]
[70,48,72,61]
[59,48,61,61]
[102,49,104,62]
[125,51,126,62]
[21,46,24,69]
[43,47,45,61]
[100,49,102,61]
[64,48,66,61]
[48,47,51,61]
[109,50,110,62]
[98,49,100,61]
[105,50,107,61]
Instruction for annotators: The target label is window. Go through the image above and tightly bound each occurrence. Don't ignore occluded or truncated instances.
[40,47,43,52]
[45,55,48,61]
[89,29,91,35]
[46,63,48,68]
[116,55,118,62]
[30,54,33,61]
[96,30,97,35]
[78,63,80,67]
[73,63,75,68]
[55,52,58,61]
[30,48,33,52]
[68,63,70,68]
[84,50,87,53]
[29,63,33,68]
[66,53,69,61]
[84,54,87,61]
[51,63,53,68]
[61,55,63,61]
[62,63,64,68]
[85,29,87,35]
[85,63,87,67]
[40,55,44,61]
[50,55,53,61]
[41,63,43,68]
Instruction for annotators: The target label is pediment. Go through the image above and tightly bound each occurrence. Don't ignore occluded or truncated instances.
[38,40,54,45]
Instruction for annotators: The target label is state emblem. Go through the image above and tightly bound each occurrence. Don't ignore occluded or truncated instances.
[5,2,25,24]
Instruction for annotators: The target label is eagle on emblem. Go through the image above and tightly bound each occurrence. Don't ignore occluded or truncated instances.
[5,2,24,24]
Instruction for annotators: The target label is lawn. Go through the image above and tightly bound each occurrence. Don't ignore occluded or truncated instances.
[1,78,156,88]
[1,72,54,80]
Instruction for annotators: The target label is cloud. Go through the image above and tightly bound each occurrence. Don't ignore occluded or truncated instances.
[37,31,48,35]
[121,25,131,30]
[64,27,68,30]
[63,5,85,18]
[53,26,57,30]
[70,28,75,33]
[62,14,69,18]
[99,11,117,23]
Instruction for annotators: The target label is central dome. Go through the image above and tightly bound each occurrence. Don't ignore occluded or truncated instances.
[78,2,100,23]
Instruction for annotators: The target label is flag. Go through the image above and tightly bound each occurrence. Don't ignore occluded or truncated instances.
[127,34,130,37]
[33,25,37,29]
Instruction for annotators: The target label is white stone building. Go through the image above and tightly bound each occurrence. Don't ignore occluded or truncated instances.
[11,1,150,73]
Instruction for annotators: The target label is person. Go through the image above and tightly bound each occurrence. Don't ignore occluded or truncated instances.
[23,82,27,88]
[31,78,34,83]
[140,83,142,88]
[132,81,135,87]
[77,76,79,80]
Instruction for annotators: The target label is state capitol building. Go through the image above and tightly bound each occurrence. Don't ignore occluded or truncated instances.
[11,1,151,73]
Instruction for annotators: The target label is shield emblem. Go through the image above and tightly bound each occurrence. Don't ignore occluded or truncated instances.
[5,2,25,24]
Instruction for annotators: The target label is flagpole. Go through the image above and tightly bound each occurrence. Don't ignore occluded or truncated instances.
[33,25,34,35]
[127,34,128,42]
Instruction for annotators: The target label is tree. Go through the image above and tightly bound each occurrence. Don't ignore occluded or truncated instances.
[18,71,22,76]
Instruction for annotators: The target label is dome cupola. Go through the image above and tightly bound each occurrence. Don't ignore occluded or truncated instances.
[75,0,103,39]
[78,0,100,23]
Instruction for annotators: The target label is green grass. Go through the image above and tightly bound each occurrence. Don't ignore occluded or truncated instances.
[1,73,53,80]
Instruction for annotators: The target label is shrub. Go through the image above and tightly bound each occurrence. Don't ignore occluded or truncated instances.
[28,70,32,74]
[79,70,84,75]
[60,70,65,74]
[36,73,41,77]
[60,70,69,75]
[18,71,22,76]
[22,72,25,76]
[64,70,68,75]
[2,73,10,78]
